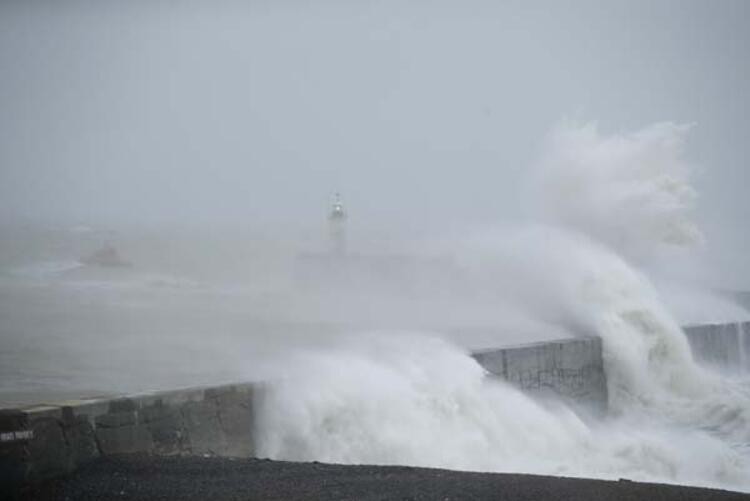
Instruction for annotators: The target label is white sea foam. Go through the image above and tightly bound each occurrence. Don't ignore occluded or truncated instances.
[526,121,702,258]
[256,333,750,490]
[256,122,750,491]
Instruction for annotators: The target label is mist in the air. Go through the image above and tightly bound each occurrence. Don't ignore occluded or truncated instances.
[2,0,750,493]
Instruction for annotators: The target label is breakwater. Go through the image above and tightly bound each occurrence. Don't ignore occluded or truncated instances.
[472,337,608,415]
[2,321,748,492]
[0,382,259,491]
[684,322,750,372]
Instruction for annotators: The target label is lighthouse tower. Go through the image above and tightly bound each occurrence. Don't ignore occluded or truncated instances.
[328,193,347,255]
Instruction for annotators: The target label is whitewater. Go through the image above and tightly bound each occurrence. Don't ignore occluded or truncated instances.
[256,122,750,491]
[2,122,749,491]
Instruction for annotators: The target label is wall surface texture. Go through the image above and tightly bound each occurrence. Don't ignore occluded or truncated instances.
[0,382,258,493]
[472,337,608,415]
[684,321,750,372]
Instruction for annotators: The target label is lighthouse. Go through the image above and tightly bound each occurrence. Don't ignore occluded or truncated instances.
[328,193,347,255]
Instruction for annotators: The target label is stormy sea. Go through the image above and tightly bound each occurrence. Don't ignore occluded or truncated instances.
[2,123,750,492]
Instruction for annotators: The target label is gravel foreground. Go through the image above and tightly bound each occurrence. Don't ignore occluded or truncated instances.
[18,454,750,501]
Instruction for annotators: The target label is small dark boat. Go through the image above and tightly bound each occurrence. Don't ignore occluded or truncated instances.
[79,245,132,268]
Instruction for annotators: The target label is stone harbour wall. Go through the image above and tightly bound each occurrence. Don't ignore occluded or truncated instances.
[0,382,259,492]
[472,337,608,415]
[684,321,750,372]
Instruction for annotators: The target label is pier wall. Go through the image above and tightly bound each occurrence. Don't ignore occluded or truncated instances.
[0,382,258,490]
[684,321,750,372]
[472,337,608,415]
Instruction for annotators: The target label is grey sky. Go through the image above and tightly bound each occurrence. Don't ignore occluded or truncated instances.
[1,0,748,238]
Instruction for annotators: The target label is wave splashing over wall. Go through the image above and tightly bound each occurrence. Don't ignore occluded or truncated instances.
[528,121,702,257]
[257,333,749,489]
[256,122,750,491]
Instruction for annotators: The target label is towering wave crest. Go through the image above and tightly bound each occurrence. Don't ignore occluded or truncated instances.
[524,123,750,433]
[471,226,711,410]
[256,121,750,490]
[527,121,702,258]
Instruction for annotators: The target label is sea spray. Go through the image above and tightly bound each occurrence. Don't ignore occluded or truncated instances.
[526,121,702,259]
[254,237,750,489]
[464,227,711,408]
[739,322,748,373]
[256,332,750,489]
[256,121,750,490]
[523,122,750,436]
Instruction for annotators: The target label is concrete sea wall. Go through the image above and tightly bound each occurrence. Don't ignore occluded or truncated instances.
[2,321,748,492]
[684,321,750,372]
[472,337,608,415]
[469,322,750,417]
[0,382,258,491]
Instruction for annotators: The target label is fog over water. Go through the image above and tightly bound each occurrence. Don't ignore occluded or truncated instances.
[2,0,750,493]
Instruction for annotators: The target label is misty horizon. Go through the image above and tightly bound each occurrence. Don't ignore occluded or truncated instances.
[2,0,750,495]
